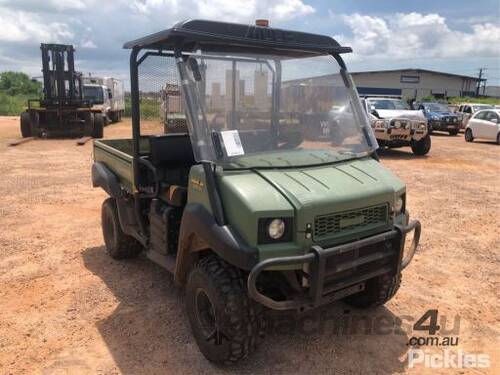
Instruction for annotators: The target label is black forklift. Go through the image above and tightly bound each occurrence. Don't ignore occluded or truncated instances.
[20,44,104,138]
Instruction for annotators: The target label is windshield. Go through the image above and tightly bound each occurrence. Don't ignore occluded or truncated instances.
[83,86,104,104]
[423,103,449,112]
[180,52,377,168]
[367,99,409,110]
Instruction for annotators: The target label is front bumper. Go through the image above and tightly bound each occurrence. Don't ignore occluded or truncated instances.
[374,128,426,142]
[372,118,427,142]
[248,220,421,311]
[430,120,460,131]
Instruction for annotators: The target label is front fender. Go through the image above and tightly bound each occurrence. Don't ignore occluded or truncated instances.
[174,203,258,284]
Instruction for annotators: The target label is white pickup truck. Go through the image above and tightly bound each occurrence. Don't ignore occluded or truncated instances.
[83,77,125,124]
[361,97,431,155]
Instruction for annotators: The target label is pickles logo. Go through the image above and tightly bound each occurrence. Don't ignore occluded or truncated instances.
[340,215,364,228]
[408,349,491,369]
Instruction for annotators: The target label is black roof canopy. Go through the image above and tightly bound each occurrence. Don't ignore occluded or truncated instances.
[123,19,352,57]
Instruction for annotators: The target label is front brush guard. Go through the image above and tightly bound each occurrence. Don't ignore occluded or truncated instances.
[247,220,421,311]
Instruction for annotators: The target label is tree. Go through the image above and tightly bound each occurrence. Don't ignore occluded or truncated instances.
[0,71,42,96]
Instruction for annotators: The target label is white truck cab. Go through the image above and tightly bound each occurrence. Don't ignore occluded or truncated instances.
[83,77,124,123]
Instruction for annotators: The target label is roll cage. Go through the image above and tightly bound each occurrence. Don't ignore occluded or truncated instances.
[124,19,354,226]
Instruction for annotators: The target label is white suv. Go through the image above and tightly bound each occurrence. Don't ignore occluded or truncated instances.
[360,97,430,155]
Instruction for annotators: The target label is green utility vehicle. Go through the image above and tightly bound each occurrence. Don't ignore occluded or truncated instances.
[92,20,421,364]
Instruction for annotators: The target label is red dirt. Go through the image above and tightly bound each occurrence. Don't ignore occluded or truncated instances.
[0,116,498,374]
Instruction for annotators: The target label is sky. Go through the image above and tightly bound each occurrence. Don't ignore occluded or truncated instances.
[0,0,499,89]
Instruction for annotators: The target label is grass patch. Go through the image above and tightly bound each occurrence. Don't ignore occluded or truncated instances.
[0,93,31,116]
[447,96,500,106]
[124,96,161,120]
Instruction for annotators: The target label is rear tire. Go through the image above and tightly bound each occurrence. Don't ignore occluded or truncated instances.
[186,255,264,364]
[101,198,142,259]
[465,128,474,142]
[92,113,104,138]
[448,129,459,136]
[344,272,402,308]
[30,111,40,137]
[20,112,32,137]
[410,134,431,155]
[497,133,500,145]
[109,111,118,123]
[83,112,95,137]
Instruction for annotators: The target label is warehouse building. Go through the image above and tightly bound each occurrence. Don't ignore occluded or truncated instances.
[350,68,481,99]
[483,85,500,98]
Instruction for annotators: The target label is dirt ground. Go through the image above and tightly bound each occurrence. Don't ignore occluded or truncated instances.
[0,116,498,375]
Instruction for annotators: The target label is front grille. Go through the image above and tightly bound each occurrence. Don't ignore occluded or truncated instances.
[322,240,396,296]
[314,204,388,240]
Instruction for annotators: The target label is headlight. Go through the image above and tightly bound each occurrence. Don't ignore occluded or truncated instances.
[393,196,404,215]
[373,120,388,129]
[268,219,285,239]
[258,217,293,243]
[412,121,426,130]
[431,115,440,121]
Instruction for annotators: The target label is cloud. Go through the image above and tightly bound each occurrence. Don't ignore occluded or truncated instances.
[131,0,179,14]
[197,0,258,21]
[130,0,314,22]
[0,0,87,12]
[81,40,97,49]
[335,12,500,61]
[53,0,87,10]
[270,0,315,20]
[0,8,74,43]
[0,3,498,87]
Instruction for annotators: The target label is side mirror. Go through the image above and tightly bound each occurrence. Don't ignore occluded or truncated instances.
[107,89,112,99]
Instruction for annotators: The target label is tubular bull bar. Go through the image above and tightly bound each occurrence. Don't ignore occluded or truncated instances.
[248,220,421,310]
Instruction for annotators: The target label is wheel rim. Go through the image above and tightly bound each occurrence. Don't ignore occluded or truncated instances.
[195,288,227,345]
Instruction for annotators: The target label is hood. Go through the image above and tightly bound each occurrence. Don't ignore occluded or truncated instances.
[257,157,404,213]
[218,157,405,247]
[375,109,425,120]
